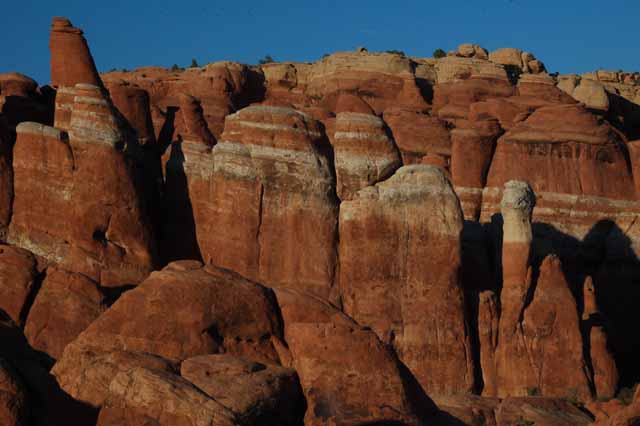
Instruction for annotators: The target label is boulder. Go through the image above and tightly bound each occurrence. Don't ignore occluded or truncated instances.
[180,354,304,425]
[569,78,610,111]
[457,43,489,60]
[274,287,432,425]
[96,367,236,426]
[339,165,475,395]
[53,262,284,406]
[0,245,38,325]
[24,267,106,360]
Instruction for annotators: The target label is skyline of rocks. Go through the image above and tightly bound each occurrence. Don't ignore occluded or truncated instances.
[1,15,640,426]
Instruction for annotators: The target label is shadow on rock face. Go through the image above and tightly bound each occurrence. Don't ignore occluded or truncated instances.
[461,216,640,393]
[0,309,99,426]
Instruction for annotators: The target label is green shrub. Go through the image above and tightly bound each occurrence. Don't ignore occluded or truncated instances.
[526,387,540,396]
[385,49,406,56]
[433,48,446,59]
[190,58,199,68]
[618,384,639,405]
[170,64,182,72]
[258,54,275,65]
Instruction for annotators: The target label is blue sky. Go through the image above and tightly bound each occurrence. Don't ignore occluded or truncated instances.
[2,0,639,85]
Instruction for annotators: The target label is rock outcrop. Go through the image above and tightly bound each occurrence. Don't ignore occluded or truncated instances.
[339,165,474,395]
[180,354,304,425]
[275,287,434,425]
[333,99,401,199]
[194,105,338,299]
[9,88,156,286]
[4,15,640,425]
[52,261,284,406]
[24,267,105,360]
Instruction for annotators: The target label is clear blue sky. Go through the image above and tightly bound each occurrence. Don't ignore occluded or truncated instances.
[2,0,639,85]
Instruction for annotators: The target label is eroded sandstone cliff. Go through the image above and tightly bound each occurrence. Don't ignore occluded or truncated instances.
[1,17,640,426]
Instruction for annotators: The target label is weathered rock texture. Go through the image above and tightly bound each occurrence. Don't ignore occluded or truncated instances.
[180,354,304,425]
[0,244,38,325]
[52,261,284,406]
[333,106,401,200]
[3,16,640,426]
[275,287,434,425]
[24,267,105,360]
[339,165,474,395]
[193,105,338,299]
[9,88,156,286]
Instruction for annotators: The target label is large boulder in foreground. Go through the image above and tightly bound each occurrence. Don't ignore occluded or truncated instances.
[180,354,304,426]
[24,267,106,360]
[96,367,236,426]
[275,287,433,426]
[52,261,284,406]
[339,165,475,396]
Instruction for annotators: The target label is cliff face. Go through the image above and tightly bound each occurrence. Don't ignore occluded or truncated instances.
[1,19,640,426]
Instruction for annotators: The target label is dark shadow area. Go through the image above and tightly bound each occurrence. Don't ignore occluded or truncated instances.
[461,216,640,392]
[101,284,137,307]
[606,91,640,141]
[243,68,268,107]
[396,359,439,423]
[0,309,99,426]
[415,78,434,105]
[161,139,202,263]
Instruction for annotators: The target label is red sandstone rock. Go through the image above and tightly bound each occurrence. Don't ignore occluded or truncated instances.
[180,354,304,425]
[193,105,338,298]
[274,287,433,425]
[333,107,401,200]
[0,244,38,325]
[485,103,635,199]
[96,367,236,426]
[52,262,284,406]
[450,118,502,219]
[433,76,515,122]
[24,267,106,360]
[9,85,157,286]
[50,17,103,131]
[52,349,176,408]
[495,397,592,426]
[491,183,592,399]
[583,276,619,399]
[384,107,452,164]
[105,80,156,145]
[339,165,474,396]
[49,17,102,89]
[178,93,215,146]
